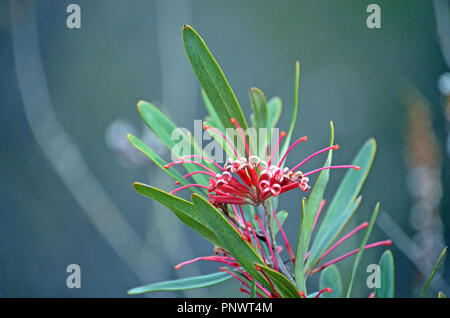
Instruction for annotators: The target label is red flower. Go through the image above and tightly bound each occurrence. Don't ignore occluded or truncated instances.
[163,118,389,298]
[165,118,360,207]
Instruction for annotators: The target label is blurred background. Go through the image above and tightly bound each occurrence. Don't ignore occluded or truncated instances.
[0,0,449,297]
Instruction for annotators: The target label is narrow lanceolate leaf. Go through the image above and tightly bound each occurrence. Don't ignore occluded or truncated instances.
[190,194,273,293]
[249,88,269,156]
[201,121,236,160]
[346,202,380,297]
[272,210,288,236]
[127,271,232,295]
[182,25,248,133]
[249,87,268,131]
[375,250,395,298]
[319,265,343,298]
[202,89,226,133]
[250,279,256,298]
[134,183,221,246]
[267,97,282,129]
[308,138,376,268]
[137,100,213,188]
[280,61,300,160]
[254,263,301,298]
[127,134,202,195]
[295,121,335,294]
[420,247,447,298]
[308,195,362,272]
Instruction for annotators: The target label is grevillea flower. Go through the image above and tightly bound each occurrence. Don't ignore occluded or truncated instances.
[159,119,391,298]
[165,118,360,207]
[167,118,388,297]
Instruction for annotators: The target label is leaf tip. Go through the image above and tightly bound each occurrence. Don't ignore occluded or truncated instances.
[133,182,148,191]
[136,100,148,113]
[182,24,197,39]
[368,137,377,151]
[249,87,264,95]
[190,192,204,204]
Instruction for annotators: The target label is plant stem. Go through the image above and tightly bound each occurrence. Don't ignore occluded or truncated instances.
[221,205,267,241]
[262,200,295,284]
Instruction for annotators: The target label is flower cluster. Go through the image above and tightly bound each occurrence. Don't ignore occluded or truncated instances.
[166,118,359,208]
[162,118,391,298]
[208,153,311,206]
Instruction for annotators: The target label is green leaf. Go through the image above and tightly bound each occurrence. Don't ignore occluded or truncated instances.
[137,100,213,188]
[204,116,224,133]
[375,250,395,298]
[438,291,446,298]
[137,100,187,152]
[127,134,202,195]
[182,25,248,135]
[272,210,288,236]
[190,194,273,293]
[295,121,335,293]
[202,120,236,159]
[249,88,269,156]
[254,263,301,298]
[420,247,447,298]
[279,61,300,161]
[308,195,362,273]
[250,279,256,298]
[242,205,256,223]
[201,89,226,133]
[267,97,282,129]
[319,265,343,298]
[250,113,256,128]
[308,138,377,268]
[134,183,221,246]
[346,202,380,297]
[249,87,268,130]
[127,271,232,295]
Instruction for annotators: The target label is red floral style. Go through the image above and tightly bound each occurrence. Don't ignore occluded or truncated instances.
[165,118,360,207]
